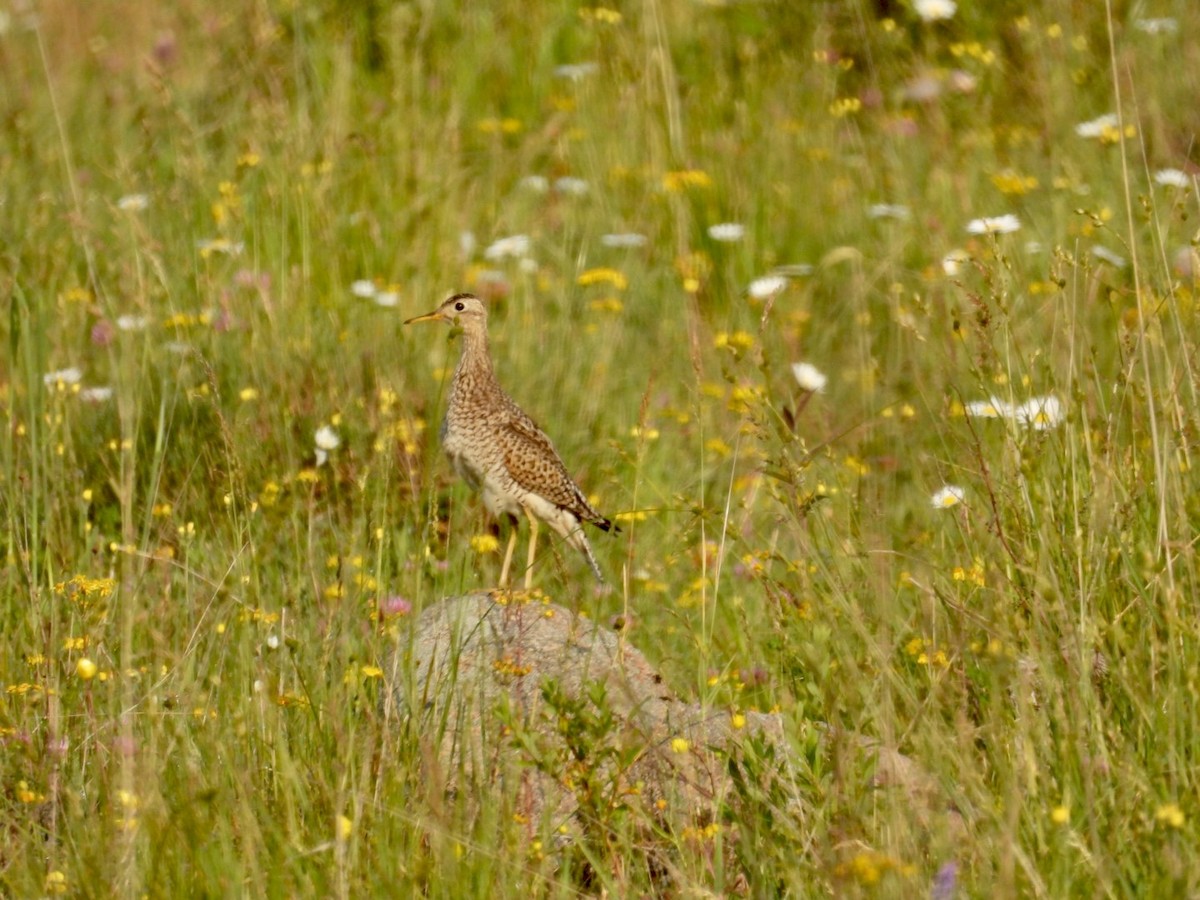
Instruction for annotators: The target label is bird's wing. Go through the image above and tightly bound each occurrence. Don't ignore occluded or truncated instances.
[497,416,606,524]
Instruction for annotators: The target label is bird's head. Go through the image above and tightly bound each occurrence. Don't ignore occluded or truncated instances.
[404,293,488,328]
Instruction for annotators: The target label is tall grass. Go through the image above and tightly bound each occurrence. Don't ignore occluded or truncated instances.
[2,0,1200,894]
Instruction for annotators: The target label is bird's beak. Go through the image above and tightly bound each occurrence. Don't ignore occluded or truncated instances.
[404,309,444,325]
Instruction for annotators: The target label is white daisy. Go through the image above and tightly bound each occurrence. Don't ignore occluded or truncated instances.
[1134,17,1178,35]
[117,193,149,212]
[554,62,599,81]
[791,362,827,393]
[196,238,245,256]
[707,222,745,242]
[554,177,590,196]
[1013,395,1063,431]
[966,397,1013,419]
[518,175,549,193]
[1091,245,1127,268]
[116,314,149,331]
[966,214,1021,235]
[350,279,377,299]
[600,232,648,248]
[1075,114,1119,139]
[315,425,340,467]
[315,425,340,451]
[43,367,83,387]
[373,290,400,308]
[867,203,911,221]
[942,249,969,276]
[914,0,956,22]
[947,69,977,93]
[1154,168,1190,189]
[80,386,114,403]
[747,275,788,299]
[483,234,531,260]
[931,485,965,509]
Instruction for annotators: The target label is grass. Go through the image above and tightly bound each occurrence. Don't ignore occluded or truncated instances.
[3,0,1200,894]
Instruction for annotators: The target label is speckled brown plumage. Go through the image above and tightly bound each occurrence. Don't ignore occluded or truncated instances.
[405,293,615,587]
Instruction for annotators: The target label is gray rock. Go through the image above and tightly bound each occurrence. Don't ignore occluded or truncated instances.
[386,592,957,836]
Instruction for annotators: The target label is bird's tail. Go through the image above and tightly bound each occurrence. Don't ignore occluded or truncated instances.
[563,522,605,583]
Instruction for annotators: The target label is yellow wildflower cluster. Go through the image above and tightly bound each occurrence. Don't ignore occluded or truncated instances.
[1156,803,1185,828]
[17,780,46,803]
[477,117,522,135]
[162,312,212,329]
[588,295,624,314]
[45,872,68,895]
[300,159,333,178]
[211,180,241,227]
[470,534,501,555]
[835,850,915,885]
[991,169,1039,195]
[681,822,721,842]
[344,663,384,685]
[53,575,116,611]
[577,267,628,290]
[388,418,426,456]
[714,330,754,352]
[490,588,551,607]
[662,169,712,192]
[492,656,533,678]
[828,97,862,117]
[905,636,951,669]
[949,41,997,65]
[259,480,281,507]
[238,607,281,626]
[674,250,711,293]
[952,561,986,587]
[60,286,92,304]
[114,789,140,832]
[578,6,621,24]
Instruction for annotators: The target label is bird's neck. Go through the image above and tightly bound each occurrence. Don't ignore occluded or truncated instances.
[453,323,493,385]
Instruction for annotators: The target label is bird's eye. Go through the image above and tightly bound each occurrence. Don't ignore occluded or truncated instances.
[454,301,465,312]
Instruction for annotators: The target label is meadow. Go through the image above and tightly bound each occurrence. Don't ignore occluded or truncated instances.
[3,0,1200,895]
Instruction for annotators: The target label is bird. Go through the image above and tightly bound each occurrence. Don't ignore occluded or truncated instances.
[405,292,617,588]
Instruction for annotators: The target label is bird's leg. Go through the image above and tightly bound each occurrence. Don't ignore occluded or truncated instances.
[523,506,539,590]
[499,524,519,588]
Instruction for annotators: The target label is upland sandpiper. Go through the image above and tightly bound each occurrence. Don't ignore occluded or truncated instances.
[405,293,617,588]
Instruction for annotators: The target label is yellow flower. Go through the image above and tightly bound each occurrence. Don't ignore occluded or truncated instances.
[1050,805,1070,825]
[828,97,862,117]
[470,534,500,554]
[17,781,45,803]
[45,871,68,895]
[991,169,1039,195]
[588,296,624,314]
[1156,803,1185,828]
[337,814,354,840]
[76,658,98,680]
[713,330,754,351]
[579,6,622,24]
[671,737,690,753]
[662,169,712,192]
[577,267,628,290]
